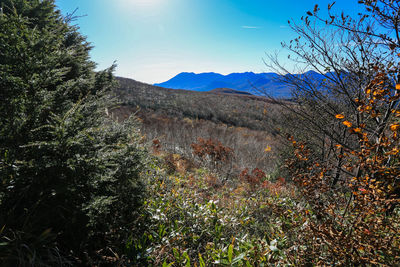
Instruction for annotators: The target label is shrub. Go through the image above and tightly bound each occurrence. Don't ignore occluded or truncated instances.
[239,168,266,190]
[285,68,400,265]
[191,137,234,177]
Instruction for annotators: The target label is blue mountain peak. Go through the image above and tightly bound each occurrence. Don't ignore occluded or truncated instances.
[153,71,325,98]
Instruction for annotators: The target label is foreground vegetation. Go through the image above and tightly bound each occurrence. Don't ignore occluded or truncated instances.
[1,0,399,266]
[131,153,299,266]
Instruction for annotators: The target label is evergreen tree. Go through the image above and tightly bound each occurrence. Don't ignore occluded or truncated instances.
[0,0,147,264]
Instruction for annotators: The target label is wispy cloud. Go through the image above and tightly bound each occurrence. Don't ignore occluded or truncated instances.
[241,25,261,29]
[279,25,289,29]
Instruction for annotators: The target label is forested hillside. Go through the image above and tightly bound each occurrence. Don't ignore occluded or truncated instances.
[116,76,285,131]
[1,0,400,266]
[114,76,287,176]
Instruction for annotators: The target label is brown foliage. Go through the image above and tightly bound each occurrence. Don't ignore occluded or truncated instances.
[191,137,233,163]
[152,139,161,153]
[112,107,278,174]
[268,2,400,263]
[163,153,193,174]
[286,66,400,265]
[239,168,266,189]
[190,138,235,177]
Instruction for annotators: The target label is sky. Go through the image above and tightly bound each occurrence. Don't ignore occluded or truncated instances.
[55,0,364,84]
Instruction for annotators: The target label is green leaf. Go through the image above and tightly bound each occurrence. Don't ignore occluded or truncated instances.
[199,253,205,267]
[228,244,234,263]
[173,248,180,261]
[232,253,246,265]
[183,251,190,267]
[162,260,174,267]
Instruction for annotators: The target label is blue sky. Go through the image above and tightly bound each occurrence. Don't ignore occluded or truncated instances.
[55,0,364,84]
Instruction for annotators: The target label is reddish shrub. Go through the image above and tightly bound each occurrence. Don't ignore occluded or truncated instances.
[191,138,234,174]
[152,139,161,153]
[239,168,266,189]
[191,138,233,162]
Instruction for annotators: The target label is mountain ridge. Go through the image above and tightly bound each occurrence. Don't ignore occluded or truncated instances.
[154,71,324,98]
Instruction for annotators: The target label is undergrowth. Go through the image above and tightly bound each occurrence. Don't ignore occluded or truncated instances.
[128,153,306,266]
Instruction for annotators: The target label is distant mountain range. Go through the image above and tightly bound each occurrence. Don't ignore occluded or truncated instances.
[209,88,253,96]
[154,71,326,98]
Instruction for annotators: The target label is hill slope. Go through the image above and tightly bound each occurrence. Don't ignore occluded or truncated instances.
[114,76,286,172]
[115,76,285,131]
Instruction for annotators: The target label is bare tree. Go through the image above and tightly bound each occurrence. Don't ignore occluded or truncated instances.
[266,0,400,187]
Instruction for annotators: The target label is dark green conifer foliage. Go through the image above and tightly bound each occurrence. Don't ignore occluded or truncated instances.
[0,0,147,264]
